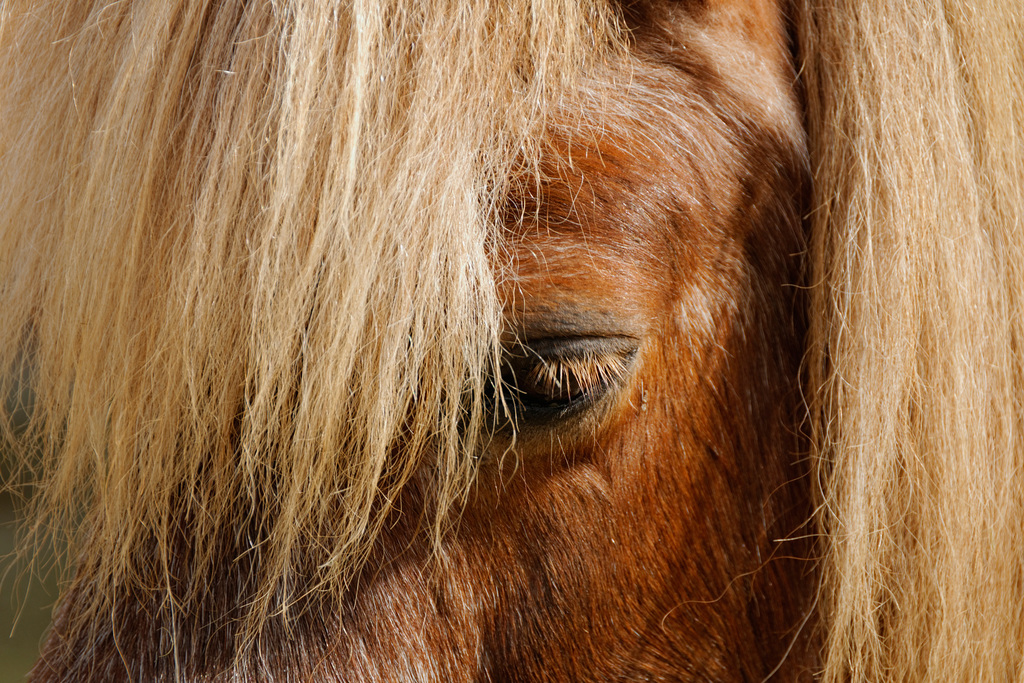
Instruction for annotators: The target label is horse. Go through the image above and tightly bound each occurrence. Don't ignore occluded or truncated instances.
[1,0,1022,680]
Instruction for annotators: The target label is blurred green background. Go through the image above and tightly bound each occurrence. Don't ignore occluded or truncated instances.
[2,382,56,682]
[1,486,56,683]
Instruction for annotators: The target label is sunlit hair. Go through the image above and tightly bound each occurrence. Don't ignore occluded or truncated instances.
[0,0,622,634]
[2,0,1023,678]
[801,0,1024,678]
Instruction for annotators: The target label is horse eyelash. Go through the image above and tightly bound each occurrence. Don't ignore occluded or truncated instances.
[521,350,631,401]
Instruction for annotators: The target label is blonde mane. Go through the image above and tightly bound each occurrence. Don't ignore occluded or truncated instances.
[0,0,622,632]
[801,0,1024,678]
[2,0,1023,678]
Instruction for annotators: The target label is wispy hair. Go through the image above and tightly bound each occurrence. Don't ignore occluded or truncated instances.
[0,0,621,632]
[801,0,1024,678]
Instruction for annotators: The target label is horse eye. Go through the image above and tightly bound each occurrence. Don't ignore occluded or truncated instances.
[501,337,637,420]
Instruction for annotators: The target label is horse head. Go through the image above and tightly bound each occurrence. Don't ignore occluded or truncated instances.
[1,0,1021,680]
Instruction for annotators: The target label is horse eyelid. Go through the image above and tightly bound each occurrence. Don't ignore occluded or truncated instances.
[522,352,629,399]
[503,337,639,413]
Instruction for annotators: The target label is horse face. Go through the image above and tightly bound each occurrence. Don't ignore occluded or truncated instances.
[342,3,815,680]
[24,2,815,681]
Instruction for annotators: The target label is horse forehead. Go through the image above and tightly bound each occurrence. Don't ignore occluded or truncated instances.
[503,112,740,323]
